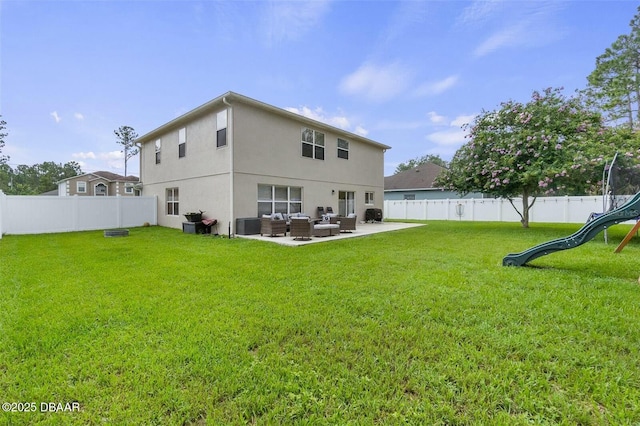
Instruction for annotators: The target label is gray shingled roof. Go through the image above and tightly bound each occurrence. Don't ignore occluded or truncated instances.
[384,162,445,190]
[92,171,139,182]
[56,171,139,184]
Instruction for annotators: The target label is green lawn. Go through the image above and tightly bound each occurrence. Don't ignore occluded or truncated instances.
[1,222,640,425]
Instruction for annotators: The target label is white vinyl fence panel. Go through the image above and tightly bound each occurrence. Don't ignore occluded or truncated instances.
[0,192,157,238]
[384,195,615,224]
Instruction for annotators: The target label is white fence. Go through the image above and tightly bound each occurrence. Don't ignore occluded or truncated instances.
[384,195,622,224]
[0,192,157,238]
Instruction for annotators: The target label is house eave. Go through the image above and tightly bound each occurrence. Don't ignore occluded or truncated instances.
[136,91,391,151]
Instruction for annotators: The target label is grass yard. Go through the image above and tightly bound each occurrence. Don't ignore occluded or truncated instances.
[1,221,640,425]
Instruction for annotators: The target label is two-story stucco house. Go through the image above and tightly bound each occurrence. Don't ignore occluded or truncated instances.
[58,171,140,196]
[136,91,390,234]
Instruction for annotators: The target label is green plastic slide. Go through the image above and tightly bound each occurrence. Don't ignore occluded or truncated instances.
[503,192,640,267]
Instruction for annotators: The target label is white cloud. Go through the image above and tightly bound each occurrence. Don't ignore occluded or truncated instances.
[72,151,97,160]
[450,114,476,128]
[50,111,61,123]
[102,151,123,160]
[427,111,446,124]
[262,0,330,46]
[426,129,467,147]
[423,113,477,158]
[285,105,371,137]
[474,23,526,57]
[74,113,84,120]
[354,126,369,137]
[457,0,504,27]
[339,62,413,102]
[414,75,459,97]
[285,106,350,130]
[472,2,566,57]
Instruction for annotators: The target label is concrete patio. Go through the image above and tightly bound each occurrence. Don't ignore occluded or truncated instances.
[236,221,424,246]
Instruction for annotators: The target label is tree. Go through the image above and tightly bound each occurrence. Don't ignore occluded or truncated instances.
[0,115,8,166]
[114,125,139,176]
[435,88,603,228]
[394,154,447,174]
[585,6,640,129]
[0,161,82,195]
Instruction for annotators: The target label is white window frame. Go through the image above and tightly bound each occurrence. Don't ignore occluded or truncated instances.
[338,191,355,216]
[257,184,302,216]
[216,110,227,148]
[338,138,349,160]
[301,128,325,160]
[178,128,186,158]
[155,139,161,164]
[124,184,134,194]
[77,181,87,193]
[167,187,179,216]
[94,182,108,196]
[365,192,374,205]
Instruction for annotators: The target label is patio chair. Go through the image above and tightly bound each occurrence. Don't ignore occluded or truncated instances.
[260,217,287,237]
[326,207,334,214]
[290,217,313,240]
[317,206,325,217]
[337,215,356,233]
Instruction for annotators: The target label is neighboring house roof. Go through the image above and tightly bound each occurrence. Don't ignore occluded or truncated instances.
[135,91,392,151]
[384,162,446,191]
[57,171,139,184]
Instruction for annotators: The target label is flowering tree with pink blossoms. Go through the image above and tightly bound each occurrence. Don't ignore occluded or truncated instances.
[436,88,604,228]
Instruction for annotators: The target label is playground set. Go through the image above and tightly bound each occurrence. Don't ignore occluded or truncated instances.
[503,154,640,266]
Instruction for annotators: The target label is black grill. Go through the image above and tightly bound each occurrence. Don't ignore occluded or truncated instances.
[365,208,383,222]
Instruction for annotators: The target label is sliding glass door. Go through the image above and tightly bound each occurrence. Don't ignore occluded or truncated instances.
[338,191,355,216]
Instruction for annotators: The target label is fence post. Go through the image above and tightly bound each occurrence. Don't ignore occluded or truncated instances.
[0,190,5,239]
[117,195,122,228]
[72,195,79,231]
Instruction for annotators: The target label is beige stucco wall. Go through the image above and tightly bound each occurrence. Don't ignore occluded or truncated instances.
[142,174,230,229]
[232,102,385,221]
[139,96,387,233]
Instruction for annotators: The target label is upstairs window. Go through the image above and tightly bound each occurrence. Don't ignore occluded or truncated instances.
[155,139,161,164]
[77,181,86,193]
[217,110,227,148]
[178,128,186,158]
[301,128,324,160]
[338,138,349,159]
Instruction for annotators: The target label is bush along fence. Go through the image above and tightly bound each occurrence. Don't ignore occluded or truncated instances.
[0,191,157,238]
[383,195,631,224]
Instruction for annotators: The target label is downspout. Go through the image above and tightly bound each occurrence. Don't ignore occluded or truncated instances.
[136,142,142,196]
[223,96,234,236]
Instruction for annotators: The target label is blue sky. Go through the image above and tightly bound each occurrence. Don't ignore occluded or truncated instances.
[1,0,638,177]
